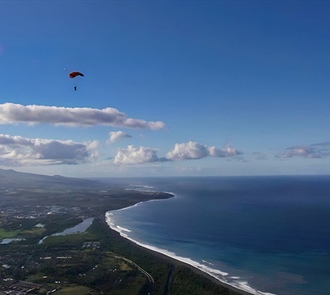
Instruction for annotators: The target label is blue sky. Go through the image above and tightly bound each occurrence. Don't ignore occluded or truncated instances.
[1,0,330,177]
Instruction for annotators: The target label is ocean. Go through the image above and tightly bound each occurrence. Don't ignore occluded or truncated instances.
[105,176,330,295]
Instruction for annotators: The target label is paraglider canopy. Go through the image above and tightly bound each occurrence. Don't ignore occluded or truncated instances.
[69,71,84,78]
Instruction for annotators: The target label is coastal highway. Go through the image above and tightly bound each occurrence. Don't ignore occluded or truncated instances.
[115,256,154,284]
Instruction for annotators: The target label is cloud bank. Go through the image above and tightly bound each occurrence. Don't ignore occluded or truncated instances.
[0,134,98,166]
[166,141,241,160]
[108,131,132,143]
[0,103,165,130]
[277,142,330,159]
[114,141,242,165]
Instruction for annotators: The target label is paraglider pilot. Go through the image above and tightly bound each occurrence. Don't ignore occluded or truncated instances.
[68,72,84,91]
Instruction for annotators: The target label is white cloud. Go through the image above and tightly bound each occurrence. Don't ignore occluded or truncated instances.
[0,103,165,130]
[114,145,162,165]
[114,141,242,165]
[166,141,209,160]
[208,145,242,157]
[277,142,330,159]
[108,131,132,143]
[166,141,242,161]
[0,134,98,166]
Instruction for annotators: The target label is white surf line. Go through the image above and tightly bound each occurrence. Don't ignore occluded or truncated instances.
[105,211,275,295]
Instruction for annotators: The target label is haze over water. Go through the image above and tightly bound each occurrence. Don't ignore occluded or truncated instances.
[106,176,330,295]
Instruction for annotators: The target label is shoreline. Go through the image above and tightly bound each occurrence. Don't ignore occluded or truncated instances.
[104,196,275,295]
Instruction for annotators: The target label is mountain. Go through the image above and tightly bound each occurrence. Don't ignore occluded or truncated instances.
[0,168,102,190]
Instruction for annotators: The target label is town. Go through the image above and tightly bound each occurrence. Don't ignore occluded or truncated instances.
[0,170,171,294]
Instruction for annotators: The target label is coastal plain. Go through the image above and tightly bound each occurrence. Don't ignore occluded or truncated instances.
[0,169,249,295]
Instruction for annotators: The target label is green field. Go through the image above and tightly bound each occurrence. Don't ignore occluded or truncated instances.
[0,228,21,239]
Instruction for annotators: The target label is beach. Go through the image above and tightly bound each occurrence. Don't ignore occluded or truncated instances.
[137,240,253,295]
[103,176,330,295]
[106,209,271,295]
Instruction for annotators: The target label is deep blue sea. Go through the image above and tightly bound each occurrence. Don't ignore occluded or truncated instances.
[104,176,330,295]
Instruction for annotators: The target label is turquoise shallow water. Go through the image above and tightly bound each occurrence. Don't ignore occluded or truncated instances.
[105,176,330,295]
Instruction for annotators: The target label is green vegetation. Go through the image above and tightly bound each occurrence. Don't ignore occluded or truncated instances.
[22,227,46,237]
[88,218,247,295]
[1,216,247,295]
[0,228,21,239]
[0,169,248,295]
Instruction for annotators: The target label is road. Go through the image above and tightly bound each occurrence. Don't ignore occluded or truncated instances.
[115,255,154,284]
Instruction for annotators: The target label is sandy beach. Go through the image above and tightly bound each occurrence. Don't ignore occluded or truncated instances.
[141,244,253,295]
[106,211,260,295]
